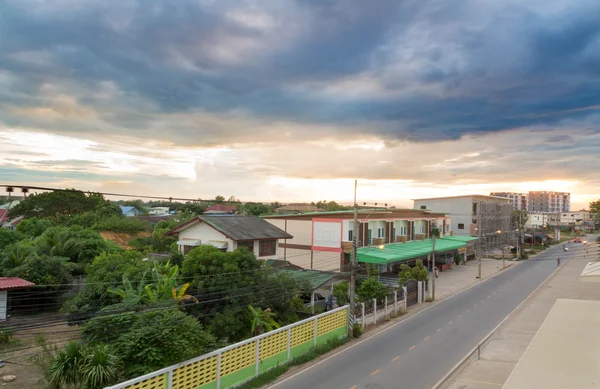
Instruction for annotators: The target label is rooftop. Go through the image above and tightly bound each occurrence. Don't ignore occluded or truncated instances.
[412,194,511,202]
[166,215,293,241]
[275,268,338,290]
[357,236,478,265]
[262,208,447,219]
[204,204,237,213]
[0,277,35,290]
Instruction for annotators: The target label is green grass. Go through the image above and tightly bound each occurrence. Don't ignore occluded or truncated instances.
[234,337,349,389]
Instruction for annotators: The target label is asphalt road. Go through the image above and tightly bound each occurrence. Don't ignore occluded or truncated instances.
[270,241,586,389]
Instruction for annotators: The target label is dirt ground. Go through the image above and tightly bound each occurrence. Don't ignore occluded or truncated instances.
[1,314,79,388]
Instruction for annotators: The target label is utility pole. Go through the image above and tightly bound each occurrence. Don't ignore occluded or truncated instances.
[349,180,359,335]
[431,233,436,300]
[477,200,482,280]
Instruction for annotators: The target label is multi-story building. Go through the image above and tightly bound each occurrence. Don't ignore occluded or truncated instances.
[263,209,450,272]
[527,191,570,213]
[413,195,512,252]
[490,192,529,211]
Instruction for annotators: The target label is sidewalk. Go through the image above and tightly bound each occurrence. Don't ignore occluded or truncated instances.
[434,258,516,300]
[443,241,600,389]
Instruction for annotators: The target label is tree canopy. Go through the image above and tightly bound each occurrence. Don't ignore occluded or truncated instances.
[9,190,115,220]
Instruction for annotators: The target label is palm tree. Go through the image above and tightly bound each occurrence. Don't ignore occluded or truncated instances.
[248,306,280,336]
[4,241,37,267]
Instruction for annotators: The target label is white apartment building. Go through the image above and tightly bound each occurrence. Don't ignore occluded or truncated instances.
[490,192,529,211]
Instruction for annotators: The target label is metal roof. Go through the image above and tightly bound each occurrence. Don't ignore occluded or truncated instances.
[357,236,478,265]
[276,269,337,290]
[167,216,293,241]
[0,277,35,290]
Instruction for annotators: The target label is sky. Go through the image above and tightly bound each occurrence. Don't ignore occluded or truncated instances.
[0,0,599,209]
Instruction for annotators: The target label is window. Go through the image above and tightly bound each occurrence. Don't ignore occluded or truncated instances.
[420,205,427,210]
[393,228,396,238]
[183,245,195,255]
[446,225,450,232]
[420,224,424,234]
[237,241,254,253]
[378,228,383,238]
[258,239,276,257]
[348,230,353,242]
[400,226,407,235]
[458,223,465,230]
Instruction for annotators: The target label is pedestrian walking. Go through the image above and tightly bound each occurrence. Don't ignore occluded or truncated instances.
[557,256,561,267]
[434,267,439,278]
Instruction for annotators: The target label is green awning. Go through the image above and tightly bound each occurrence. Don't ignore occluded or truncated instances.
[357,236,477,265]
[275,269,337,290]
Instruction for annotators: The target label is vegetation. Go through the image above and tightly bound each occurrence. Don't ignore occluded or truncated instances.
[398,259,429,284]
[9,190,116,220]
[333,281,350,306]
[248,306,280,336]
[352,323,362,338]
[356,277,388,303]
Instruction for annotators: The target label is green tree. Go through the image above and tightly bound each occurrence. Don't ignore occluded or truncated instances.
[590,200,600,223]
[115,309,216,377]
[0,240,38,272]
[0,229,25,249]
[333,281,350,306]
[6,255,73,305]
[356,277,388,302]
[214,195,225,204]
[16,217,56,238]
[9,189,114,220]
[248,306,280,336]
[65,251,152,321]
[412,259,429,281]
[35,226,112,266]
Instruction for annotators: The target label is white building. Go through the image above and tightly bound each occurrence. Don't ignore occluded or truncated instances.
[490,192,529,211]
[413,195,512,238]
[165,215,292,260]
[149,207,171,216]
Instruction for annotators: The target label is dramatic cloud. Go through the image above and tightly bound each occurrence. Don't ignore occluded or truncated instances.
[0,0,598,207]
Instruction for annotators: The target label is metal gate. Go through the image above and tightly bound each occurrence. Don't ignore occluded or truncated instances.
[405,279,418,307]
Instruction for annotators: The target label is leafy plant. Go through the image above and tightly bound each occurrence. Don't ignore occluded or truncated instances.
[0,326,15,345]
[333,281,350,307]
[248,306,280,336]
[352,323,362,338]
[78,344,121,389]
[356,277,388,303]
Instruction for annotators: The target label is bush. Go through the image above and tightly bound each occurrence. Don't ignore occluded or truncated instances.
[352,323,362,338]
[16,217,56,238]
[0,326,15,345]
[0,229,25,249]
[356,277,388,303]
[115,309,217,377]
[333,281,350,307]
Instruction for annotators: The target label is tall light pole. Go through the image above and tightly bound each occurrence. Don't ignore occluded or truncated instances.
[477,200,482,280]
[431,232,436,300]
[349,180,358,335]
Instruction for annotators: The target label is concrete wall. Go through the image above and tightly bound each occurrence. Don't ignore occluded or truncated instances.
[179,222,235,251]
[313,221,342,248]
[414,197,473,236]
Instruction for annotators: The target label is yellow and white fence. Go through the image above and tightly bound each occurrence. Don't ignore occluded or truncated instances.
[105,306,349,389]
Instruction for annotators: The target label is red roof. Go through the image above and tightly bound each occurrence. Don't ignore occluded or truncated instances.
[205,205,237,212]
[0,277,35,290]
[0,209,7,223]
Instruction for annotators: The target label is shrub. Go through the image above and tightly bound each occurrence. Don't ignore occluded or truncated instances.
[333,281,350,307]
[116,309,217,377]
[16,217,56,238]
[0,229,25,249]
[0,326,15,345]
[356,277,388,303]
[352,323,362,338]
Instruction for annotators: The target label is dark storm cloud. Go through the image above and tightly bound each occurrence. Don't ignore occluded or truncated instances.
[0,0,598,142]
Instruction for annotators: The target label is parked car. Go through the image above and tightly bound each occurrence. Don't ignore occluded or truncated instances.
[300,292,325,304]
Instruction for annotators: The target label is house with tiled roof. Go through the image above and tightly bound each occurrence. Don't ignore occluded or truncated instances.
[165,215,292,260]
[203,204,237,214]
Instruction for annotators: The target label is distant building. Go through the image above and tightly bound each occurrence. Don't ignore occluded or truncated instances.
[203,204,237,214]
[413,195,512,242]
[275,203,323,214]
[490,192,529,211]
[119,205,143,217]
[527,191,570,213]
[149,207,171,216]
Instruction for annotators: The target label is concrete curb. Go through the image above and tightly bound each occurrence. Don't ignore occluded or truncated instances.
[430,246,570,389]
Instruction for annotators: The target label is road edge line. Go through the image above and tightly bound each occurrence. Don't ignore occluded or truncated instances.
[429,249,570,389]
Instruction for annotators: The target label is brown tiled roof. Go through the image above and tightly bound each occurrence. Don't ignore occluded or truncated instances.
[166,215,293,241]
[205,205,237,212]
[276,204,322,213]
[0,277,35,290]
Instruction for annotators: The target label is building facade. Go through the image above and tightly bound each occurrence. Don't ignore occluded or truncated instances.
[490,192,529,211]
[527,191,570,213]
[263,209,450,272]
